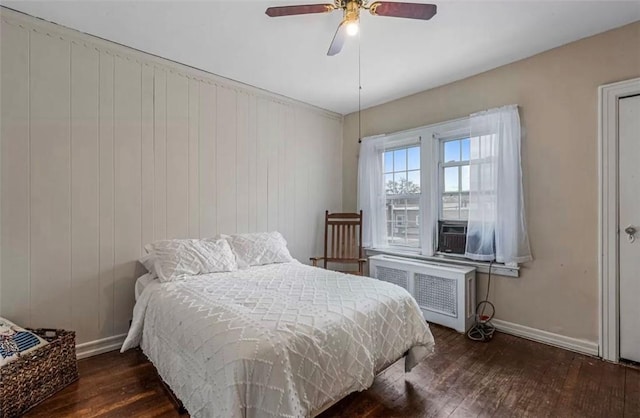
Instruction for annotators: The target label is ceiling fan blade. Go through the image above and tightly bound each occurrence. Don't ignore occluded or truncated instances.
[327,21,348,56]
[369,2,437,20]
[265,4,335,17]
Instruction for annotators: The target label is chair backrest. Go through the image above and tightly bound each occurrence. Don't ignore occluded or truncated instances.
[323,210,363,268]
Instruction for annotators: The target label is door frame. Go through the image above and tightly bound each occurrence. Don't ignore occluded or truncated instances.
[598,77,640,362]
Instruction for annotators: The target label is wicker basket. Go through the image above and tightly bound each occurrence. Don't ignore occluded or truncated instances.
[0,329,78,418]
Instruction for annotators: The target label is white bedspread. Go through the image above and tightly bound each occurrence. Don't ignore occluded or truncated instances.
[122,261,434,417]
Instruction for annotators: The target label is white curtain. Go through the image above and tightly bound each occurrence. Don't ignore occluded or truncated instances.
[465,105,532,264]
[420,134,440,256]
[357,135,388,248]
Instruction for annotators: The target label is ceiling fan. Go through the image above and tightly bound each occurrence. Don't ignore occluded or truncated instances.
[265,1,437,56]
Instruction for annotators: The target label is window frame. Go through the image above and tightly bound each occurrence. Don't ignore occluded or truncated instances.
[362,116,520,275]
[382,137,422,250]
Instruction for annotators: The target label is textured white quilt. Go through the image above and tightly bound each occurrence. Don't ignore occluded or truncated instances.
[121,261,434,418]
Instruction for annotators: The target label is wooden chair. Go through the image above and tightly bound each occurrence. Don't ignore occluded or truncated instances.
[310,210,367,275]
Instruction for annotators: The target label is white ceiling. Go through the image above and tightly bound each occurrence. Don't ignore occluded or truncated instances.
[2,1,639,114]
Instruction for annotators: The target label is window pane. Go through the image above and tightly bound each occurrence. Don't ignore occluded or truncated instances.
[394,149,407,171]
[407,170,421,191]
[385,173,394,193]
[408,146,420,170]
[384,152,393,173]
[386,196,420,248]
[461,138,470,161]
[384,144,421,249]
[444,140,460,163]
[461,165,470,192]
[442,194,460,220]
[444,167,459,192]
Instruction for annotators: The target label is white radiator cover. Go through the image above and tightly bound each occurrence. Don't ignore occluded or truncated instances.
[369,255,476,333]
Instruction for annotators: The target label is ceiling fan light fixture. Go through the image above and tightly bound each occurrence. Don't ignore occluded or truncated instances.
[344,0,360,36]
[346,19,359,36]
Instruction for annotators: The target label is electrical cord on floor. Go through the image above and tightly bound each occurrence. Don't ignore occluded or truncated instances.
[467,261,496,342]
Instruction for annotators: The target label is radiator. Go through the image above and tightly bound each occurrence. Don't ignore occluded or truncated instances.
[369,255,476,333]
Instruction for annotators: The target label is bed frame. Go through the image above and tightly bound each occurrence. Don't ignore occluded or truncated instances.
[157,372,188,415]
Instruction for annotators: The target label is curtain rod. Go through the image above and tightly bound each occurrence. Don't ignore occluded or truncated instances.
[358,104,519,143]
[359,114,469,143]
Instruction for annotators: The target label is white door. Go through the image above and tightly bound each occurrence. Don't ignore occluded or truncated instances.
[619,94,640,363]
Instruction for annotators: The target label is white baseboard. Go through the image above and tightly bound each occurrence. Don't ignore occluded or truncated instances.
[76,333,126,359]
[73,321,599,360]
[492,319,599,357]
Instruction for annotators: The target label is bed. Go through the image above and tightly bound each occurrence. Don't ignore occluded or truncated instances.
[122,256,434,417]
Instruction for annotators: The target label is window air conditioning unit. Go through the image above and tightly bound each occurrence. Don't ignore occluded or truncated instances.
[369,255,476,333]
[437,220,468,254]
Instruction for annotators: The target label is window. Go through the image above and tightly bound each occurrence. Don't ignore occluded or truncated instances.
[441,138,470,221]
[358,105,531,266]
[384,145,420,248]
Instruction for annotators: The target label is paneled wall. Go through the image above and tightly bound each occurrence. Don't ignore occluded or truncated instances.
[0,8,343,347]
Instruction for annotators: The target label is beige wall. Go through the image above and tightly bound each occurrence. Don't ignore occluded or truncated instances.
[0,8,343,347]
[343,21,640,343]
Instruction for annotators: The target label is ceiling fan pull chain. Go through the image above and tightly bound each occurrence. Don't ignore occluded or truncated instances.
[358,26,362,144]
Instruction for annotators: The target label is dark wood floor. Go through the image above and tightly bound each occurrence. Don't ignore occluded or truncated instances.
[25,325,639,418]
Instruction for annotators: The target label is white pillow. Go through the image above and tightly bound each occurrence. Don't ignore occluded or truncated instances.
[134,273,157,301]
[0,317,49,367]
[224,231,294,268]
[138,253,158,279]
[145,238,237,283]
